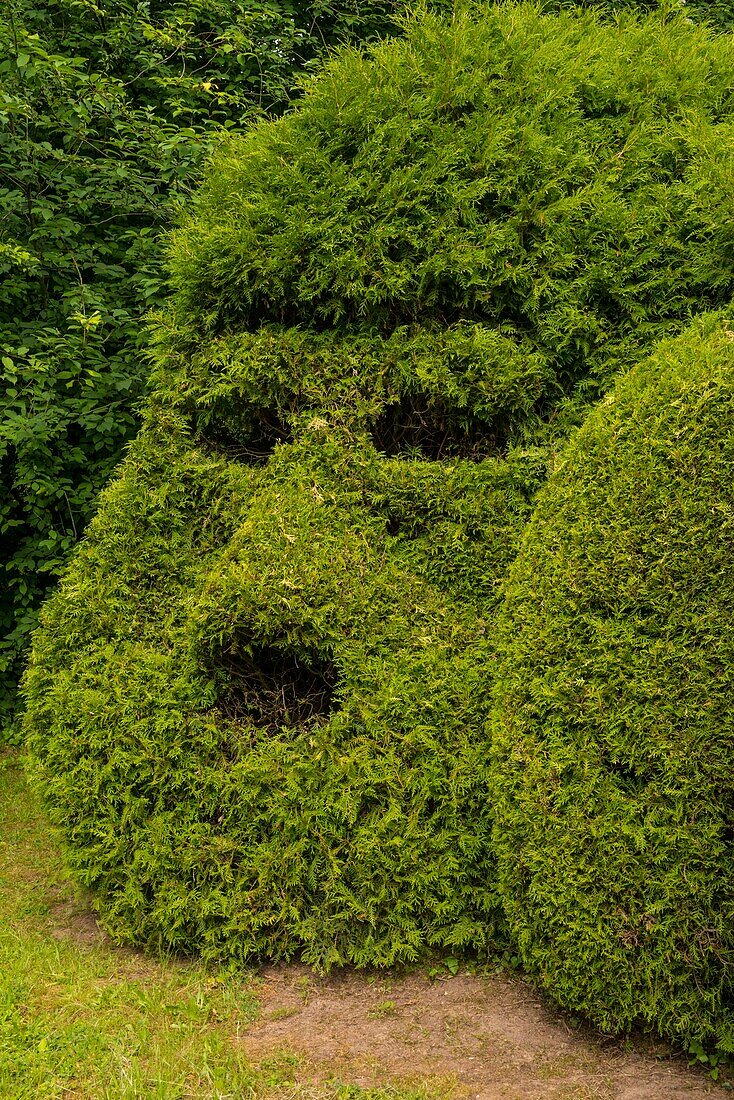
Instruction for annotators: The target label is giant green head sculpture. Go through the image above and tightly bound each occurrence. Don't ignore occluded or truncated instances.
[24,6,734,967]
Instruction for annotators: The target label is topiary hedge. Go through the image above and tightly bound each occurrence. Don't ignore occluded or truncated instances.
[22,329,539,967]
[22,5,734,969]
[491,311,734,1050]
[164,3,734,396]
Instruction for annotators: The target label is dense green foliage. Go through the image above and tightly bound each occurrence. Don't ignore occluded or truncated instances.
[0,0,423,723]
[22,332,537,966]
[491,312,734,1050]
[166,5,734,391]
[23,6,734,973]
[2,0,733,720]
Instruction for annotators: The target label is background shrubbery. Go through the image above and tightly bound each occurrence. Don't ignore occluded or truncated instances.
[491,312,734,1051]
[553,0,734,27]
[23,5,734,991]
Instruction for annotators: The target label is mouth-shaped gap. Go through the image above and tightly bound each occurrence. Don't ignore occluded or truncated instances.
[195,407,292,465]
[372,396,502,462]
[210,642,339,732]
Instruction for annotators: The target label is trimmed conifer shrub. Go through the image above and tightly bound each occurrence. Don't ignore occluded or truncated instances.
[164,4,734,395]
[491,312,734,1050]
[22,335,537,966]
[22,6,734,968]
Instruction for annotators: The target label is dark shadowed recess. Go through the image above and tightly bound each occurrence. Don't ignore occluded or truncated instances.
[194,408,292,465]
[604,758,652,795]
[372,396,504,461]
[210,643,339,732]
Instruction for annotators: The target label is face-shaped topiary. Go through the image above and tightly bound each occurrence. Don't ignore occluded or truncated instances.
[23,6,734,968]
[491,311,734,1050]
[22,324,539,966]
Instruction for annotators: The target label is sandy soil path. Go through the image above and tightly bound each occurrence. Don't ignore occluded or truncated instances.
[241,964,728,1100]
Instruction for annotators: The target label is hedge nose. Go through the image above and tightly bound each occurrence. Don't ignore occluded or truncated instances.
[21,6,734,974]
[491,312,734,1050]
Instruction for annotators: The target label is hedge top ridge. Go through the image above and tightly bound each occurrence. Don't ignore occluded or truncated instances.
[490,310,734,1050]
[159,2,734,422]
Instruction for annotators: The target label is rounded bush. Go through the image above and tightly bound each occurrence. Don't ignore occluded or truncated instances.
[491,312,734,1049]
[22,5,734,969]
[166,4,734,395]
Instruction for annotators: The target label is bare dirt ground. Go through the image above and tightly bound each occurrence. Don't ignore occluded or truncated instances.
[241,963,729,1100]
[38,854,729,1100]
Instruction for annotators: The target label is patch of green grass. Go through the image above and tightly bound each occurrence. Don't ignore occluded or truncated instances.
[0,750,435,1100]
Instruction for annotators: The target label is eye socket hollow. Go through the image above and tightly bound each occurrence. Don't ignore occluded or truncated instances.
[195,407,292,465]
[372,395,502,462]
[209,642,339,733]
[605,758,651,795]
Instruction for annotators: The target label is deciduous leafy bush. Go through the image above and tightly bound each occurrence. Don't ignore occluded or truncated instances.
[22,5,734,968]
[0,0,425,724]
[491,312,734,1050]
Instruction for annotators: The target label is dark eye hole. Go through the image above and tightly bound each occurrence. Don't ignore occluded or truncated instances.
[209,642,339,733]
[195,407,292,465]
[605,758,654,796]
[372,395,502,462]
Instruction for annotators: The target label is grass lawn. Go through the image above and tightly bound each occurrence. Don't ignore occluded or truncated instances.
[0,750,432,1100]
